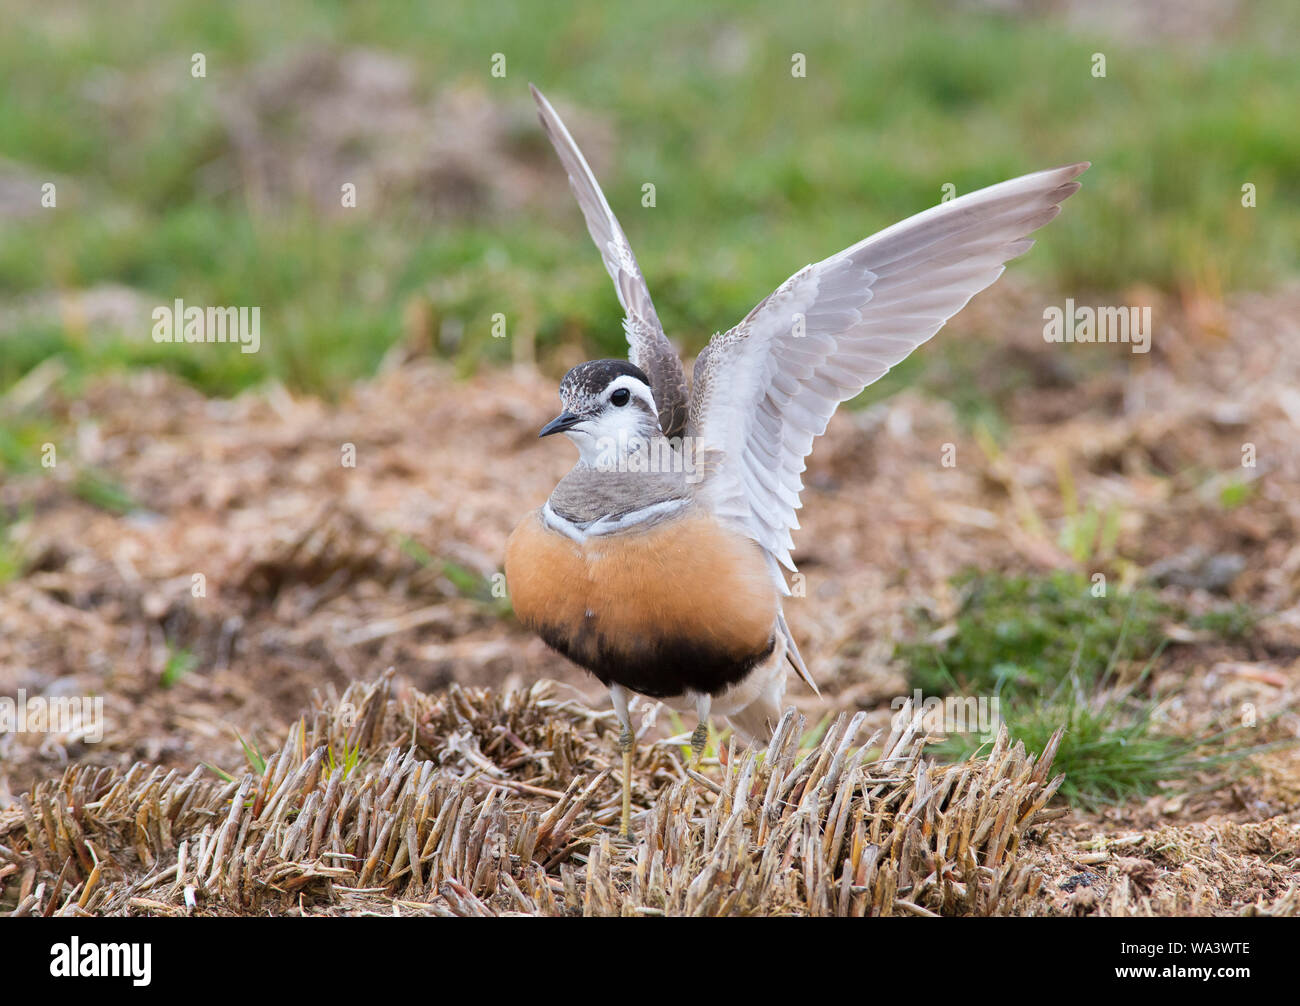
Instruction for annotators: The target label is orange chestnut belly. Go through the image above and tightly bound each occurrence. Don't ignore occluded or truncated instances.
[504,507,778,698]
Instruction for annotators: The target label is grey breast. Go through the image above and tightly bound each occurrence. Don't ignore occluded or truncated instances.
[548,465,691,524]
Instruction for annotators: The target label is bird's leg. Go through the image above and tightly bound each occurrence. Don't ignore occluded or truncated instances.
[691,693,711,771]
[618,727,634,839]
[609,684,634,839]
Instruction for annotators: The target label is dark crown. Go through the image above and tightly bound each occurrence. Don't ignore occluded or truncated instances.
[560,359,650,397]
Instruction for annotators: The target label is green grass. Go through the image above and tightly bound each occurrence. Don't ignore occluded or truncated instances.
[0,0,1297,398]
[398,533,513,617]
[325,739,365,781]
[1218,479,1255,510]
[951,673,1259,808]
[0,513,27,585]
[898,570,1170,698]
[0,410,61,475]
[236,732,267,777]
[1187,603,1260,641]
[73,468,138,515]
[898,570,1269,808]
[205,730,268,783]
[160,646,198,688]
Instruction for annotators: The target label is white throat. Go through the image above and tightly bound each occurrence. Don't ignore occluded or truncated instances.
[562,375,661,468]
[564,422,660,469]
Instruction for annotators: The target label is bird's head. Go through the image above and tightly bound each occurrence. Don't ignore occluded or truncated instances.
[540,359,661,466]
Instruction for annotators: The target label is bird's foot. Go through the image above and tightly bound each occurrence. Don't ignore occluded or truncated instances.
[689,722,708,772]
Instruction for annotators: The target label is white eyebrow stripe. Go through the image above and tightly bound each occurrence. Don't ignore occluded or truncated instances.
[602,374,657,413]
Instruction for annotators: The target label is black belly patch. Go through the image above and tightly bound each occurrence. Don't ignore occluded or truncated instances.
[532,620,774,698]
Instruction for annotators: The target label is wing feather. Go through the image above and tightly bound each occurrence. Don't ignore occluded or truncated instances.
[530,85,689,438]
[688,162,1089,581]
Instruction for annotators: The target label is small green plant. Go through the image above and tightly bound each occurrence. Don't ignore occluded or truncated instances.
[160,646,197,688]
[204,733,267,783]
[326,739,364,780]
[1056,468,1124,565]
[236,732,267,776]
[440,557,487,598]
[0,416,59,476]
[204,763,235,783]
[1218,480,1254,510]
[398,534,436,568]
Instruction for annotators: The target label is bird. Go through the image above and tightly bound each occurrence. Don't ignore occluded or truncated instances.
[506,83,1087,838]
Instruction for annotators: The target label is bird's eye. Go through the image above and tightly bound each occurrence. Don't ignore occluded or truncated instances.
[610,388,630,407]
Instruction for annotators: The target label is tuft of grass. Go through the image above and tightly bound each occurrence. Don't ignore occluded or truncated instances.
[898,569,1270,808]
[326,739,364,780]
[236,732,267,777]
[1055,462,1125,565]
[899,570,1169,699]
[1188,603,1260,641]
[936,672,1261,810]
[0,416,61,476]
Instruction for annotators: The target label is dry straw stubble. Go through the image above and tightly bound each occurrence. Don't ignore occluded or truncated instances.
[1,673,1064,917]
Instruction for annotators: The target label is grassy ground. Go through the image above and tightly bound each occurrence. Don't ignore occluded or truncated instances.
[3,2,1300,916]
[900,571,1277,808]
[2,0,1298,399]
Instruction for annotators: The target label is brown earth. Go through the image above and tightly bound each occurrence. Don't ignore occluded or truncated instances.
[2,282,1299,915]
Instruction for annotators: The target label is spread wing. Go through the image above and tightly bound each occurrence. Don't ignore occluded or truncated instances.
[530,84,689,439]
[689,162,1089,579]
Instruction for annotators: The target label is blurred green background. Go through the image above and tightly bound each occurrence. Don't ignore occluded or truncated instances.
[1,0,1297,401]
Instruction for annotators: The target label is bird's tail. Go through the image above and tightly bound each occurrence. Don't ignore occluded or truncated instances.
[725,663,787,745]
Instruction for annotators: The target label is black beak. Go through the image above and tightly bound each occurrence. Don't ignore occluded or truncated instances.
[538,411,582,438]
